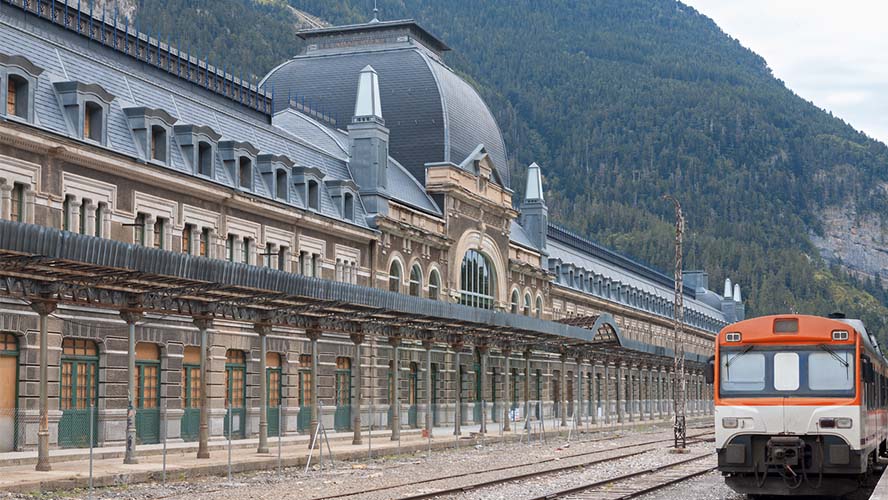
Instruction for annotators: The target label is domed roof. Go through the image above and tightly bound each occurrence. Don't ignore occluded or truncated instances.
[261,21,510,188]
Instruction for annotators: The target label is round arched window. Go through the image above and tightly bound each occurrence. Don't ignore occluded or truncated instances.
[523,293,531,316]
[459,249,494,309]
[428,269,441,300]
[409,264,422,297]
[510,290,519,314]
[535,296,543,319]
[389,260,402,292]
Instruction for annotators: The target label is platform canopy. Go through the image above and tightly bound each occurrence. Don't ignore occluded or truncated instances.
[0,220,705,364]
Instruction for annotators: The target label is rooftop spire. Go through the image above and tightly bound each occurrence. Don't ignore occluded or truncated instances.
[733,283,742,302]
[371,0,380,23]
[525,162,544,201]
[353,65,383,121]
[723,278,733,298]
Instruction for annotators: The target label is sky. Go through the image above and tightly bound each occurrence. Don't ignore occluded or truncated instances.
[682,0,888,145]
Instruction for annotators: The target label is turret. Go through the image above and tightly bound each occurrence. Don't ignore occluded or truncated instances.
[347,65,389,215]
[519,162,548,267]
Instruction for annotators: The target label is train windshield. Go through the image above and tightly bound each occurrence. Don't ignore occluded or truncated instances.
[719,345,855,398]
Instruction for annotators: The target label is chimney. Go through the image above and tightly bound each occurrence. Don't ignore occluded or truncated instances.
[348,65,389,215]
[519,162,549,266]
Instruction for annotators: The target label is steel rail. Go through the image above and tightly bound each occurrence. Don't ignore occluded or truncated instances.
[310,431,713,500]
[528,453,714,500]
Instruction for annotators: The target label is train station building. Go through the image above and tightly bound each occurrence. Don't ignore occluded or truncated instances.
[0,2,742,466]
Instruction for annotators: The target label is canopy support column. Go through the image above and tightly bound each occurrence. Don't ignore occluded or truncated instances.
[120,308,143,465]
[31,298,57,472]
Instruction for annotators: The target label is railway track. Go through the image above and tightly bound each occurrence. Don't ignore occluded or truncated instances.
[528,452,716,499]
[308,430,714,500]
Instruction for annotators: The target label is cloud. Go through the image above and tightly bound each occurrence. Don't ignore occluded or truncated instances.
[682,0,888,144]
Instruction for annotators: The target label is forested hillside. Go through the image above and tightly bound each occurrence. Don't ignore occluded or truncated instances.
[132,0,888,337]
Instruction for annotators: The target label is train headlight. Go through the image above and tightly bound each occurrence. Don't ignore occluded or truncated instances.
[836,418,853,429]
[832,330,850,341]
[819,417,853,429]
[722,417,738,428]
[725,332,741,342]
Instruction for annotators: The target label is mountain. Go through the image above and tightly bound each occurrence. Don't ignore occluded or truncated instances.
[130,0,888,339]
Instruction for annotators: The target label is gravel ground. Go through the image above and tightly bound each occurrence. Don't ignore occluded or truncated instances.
[4,426,713,500]
[440,441,713,499]
[638,467,884,500]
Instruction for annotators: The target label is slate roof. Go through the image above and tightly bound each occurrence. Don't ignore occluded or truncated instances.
[0,8,371,230]
[262,44,511,189]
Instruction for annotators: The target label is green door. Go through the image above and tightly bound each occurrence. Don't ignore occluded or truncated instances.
[136,360,161,444]
[267,366,281,437]
[181,363,200,441]
[430,364,439,426]
[473,363,482,422]
[490,368,498,422]
[58,339,98,448]
[224,352,246,439]
[553,373,561,419]
[534,370,542,419]
[0,333,19,452]
[334,358,351,431]
[459,366,469,425]
[511,369,519,413]
[587,373,594,416]
[297,368,311,432]
[407,363,418,427]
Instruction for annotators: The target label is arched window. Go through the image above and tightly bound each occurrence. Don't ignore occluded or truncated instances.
[510,290,519,314]
[409,263,422,296]
[523,293,531,316]
[428,269,440,300]
[459,249,494,309]
[389,260,401,292]
[535,296,543,319]
[307,180,319,210]
[275,169,288,200]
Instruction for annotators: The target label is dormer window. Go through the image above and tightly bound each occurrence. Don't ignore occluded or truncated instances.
[307,180,319,210]
[151,125,167,163]
[239,157,252,190]
[219,140,259,192]
[125,107,177,165]
[6,75,27,118]
[198,142,213,176]
[258,154,294,203]
[175,125,222,178]
[275,169,287,199]
[343,193,355,221]
[84,101,103,142]
[54,81,114,146]
[1,53,42,123]
[325,179,358,222]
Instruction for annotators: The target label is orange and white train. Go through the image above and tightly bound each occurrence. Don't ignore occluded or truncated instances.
[711,314,888,496]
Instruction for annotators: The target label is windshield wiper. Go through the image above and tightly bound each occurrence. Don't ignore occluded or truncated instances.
[819,344,849,367]
[725,345,754,367]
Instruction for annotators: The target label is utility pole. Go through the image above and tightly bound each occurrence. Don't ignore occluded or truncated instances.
[663,195,687,452]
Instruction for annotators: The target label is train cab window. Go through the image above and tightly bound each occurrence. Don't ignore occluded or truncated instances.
[773,352,799,391]
[720,352,765,392]
[808,351,853,391]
